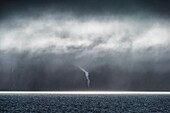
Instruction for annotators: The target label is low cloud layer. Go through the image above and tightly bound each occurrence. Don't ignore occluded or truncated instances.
[1,15,170,54]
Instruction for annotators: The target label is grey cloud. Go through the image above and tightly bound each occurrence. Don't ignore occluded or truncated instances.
[1,0,170,19]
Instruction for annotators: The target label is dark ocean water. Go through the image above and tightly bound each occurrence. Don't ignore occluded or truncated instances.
[0,94,170,113]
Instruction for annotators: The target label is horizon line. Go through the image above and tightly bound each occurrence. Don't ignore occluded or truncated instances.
[1,91,170,95]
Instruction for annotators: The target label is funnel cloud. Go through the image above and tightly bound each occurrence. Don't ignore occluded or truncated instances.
[78,66,90,87]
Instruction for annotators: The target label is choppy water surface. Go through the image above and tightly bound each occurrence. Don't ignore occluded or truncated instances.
[0,94,170,112]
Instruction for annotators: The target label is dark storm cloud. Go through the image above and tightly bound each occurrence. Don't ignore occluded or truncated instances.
[0,0,170,91]
[1,0,170,18]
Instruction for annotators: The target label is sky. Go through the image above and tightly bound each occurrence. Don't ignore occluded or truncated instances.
[0,0,170,91]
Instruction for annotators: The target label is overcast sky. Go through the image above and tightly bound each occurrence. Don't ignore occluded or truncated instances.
[0,0,170,91]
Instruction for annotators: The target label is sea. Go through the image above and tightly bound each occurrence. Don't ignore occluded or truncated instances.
[0,93,170,112]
